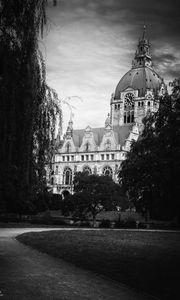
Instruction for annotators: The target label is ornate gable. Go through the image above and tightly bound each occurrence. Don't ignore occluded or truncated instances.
[61,137,76,153]
[99,128,118,151]
[122,123,139,152]
[79,126,97,152]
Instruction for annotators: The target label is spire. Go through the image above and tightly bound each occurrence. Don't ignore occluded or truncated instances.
[132,25,153,69]
[142,24,147,41]
[105,113,112,128]
[66,118,73,138]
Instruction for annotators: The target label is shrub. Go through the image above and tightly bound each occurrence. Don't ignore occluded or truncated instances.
[123,216,136,228]
[99,219,111,228]
[79,220,91,227]
[114,219,123,228]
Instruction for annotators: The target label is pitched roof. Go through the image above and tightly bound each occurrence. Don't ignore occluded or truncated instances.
[72,124,132,148]
[113,124,132,144]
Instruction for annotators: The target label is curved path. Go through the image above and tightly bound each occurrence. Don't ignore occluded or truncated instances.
[0,228,158,300]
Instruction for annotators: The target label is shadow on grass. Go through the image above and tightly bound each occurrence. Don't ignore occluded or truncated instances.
[17,229,180,300]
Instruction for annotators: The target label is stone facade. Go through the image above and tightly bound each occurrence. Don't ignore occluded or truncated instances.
[52,27,166,195]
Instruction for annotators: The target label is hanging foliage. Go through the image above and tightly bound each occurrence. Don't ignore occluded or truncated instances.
[0,0,62,213]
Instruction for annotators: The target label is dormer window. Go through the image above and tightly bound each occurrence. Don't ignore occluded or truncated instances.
[85,142,90,152]
[105,139,111,150]
[66,142,71,153]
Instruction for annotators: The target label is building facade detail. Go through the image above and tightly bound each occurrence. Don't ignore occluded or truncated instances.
[52,27,165,194]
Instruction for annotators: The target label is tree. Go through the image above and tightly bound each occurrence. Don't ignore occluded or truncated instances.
[72,172,128,226]
[0,0,61,214]
[119,78,180,222]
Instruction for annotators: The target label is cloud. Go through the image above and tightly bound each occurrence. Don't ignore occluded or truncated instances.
[43,0,180,130]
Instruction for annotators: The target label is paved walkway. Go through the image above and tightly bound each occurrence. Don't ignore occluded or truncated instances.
[0,228,158,300]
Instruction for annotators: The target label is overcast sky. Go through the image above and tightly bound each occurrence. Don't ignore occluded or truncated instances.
[41,0,180,131]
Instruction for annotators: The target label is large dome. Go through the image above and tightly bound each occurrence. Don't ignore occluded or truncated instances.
[114,66,162,99]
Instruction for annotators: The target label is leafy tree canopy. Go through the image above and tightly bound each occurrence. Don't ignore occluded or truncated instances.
[63,172,129,225]
[0,0,61,214]
[119,78,180,221]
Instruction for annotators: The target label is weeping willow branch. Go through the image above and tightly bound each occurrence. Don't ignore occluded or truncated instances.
[0,0,62,212]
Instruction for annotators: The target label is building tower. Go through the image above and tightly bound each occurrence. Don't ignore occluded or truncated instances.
[52,27,166,195]
[110,25,164,127]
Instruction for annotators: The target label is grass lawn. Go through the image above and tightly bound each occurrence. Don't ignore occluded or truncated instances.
[17,229,180,300]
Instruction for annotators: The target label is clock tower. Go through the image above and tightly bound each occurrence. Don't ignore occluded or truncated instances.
[110,25,164,126]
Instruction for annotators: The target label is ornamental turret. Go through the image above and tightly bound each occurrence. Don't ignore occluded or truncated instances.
[65,118,73,138]
[132,25,153,69]
[111,25,163,126]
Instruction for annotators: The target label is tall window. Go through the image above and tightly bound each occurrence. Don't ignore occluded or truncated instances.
[55,165,58,175]
[85,142,90,152]
[63,167,72,185]
[83,166,92,175]
[124,97,134,124]
[124,109,134,124]
[103,166,113,177]
[66,142,71,153]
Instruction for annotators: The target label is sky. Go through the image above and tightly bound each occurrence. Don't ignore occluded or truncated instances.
[41,0,180,131]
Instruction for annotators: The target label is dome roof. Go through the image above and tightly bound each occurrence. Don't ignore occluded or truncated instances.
[114,66,162,99]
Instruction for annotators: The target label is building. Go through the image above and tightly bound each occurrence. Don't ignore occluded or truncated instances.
[52,27,166,195]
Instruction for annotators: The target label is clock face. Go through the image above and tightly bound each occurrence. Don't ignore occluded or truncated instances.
[124,92,135,106]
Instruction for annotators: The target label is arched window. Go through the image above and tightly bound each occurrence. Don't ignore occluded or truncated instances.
[83,165,92,175]
[103,166,113,177]
[105,139,111,150]
[124,110,134,124]
[63,167,72,185]
[124,99,134,124]
[127,111,130,123]
[55,165,58,175]
[66,142,71,153]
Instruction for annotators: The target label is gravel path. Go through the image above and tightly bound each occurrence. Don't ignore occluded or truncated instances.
[0,228,158,300]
